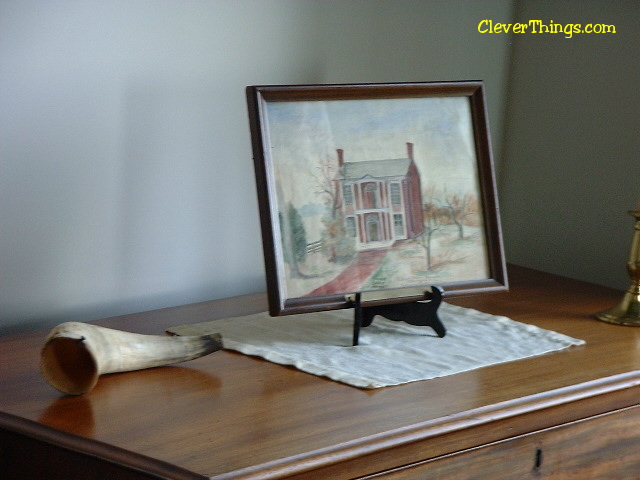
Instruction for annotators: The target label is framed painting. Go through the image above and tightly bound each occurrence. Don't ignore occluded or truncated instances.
[246,81,507,316]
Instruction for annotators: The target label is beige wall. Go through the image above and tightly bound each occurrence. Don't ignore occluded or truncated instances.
[500,0,640,290]
[0,0,513,332]
[5,0,634,334]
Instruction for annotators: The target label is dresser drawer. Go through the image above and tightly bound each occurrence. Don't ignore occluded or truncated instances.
[367,405,640,479]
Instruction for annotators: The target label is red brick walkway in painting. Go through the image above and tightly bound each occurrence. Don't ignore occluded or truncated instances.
[305,248,388,297]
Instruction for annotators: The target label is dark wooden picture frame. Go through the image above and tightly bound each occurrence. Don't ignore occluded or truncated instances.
[247,81,507,316]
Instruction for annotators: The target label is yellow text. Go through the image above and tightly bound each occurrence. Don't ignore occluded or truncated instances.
[478,20,616,39]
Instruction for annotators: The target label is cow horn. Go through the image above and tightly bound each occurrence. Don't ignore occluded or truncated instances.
[40,322,222,395]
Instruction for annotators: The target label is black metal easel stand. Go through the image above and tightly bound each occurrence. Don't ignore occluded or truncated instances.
[351,287,446,346]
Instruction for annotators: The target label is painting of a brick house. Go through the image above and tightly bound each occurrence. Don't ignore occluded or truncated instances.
[335,142,424,250]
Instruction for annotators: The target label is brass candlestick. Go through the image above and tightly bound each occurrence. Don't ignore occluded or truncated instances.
[596,210,640,326]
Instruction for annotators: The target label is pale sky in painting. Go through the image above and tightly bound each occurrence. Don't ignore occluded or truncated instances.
[264,96,481,211]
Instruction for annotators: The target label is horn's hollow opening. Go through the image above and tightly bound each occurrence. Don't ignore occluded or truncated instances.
[41,337,98,395]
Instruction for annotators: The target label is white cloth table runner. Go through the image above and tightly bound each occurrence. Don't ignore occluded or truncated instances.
[168,303,584,389]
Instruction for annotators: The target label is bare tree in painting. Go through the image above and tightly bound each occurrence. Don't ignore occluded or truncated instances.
[415,186,442,271]
[311,155,354,263]
[443,190,476,240]
[312,155,341,214]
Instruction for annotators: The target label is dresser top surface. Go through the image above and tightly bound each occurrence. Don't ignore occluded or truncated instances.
[2,265,640,479]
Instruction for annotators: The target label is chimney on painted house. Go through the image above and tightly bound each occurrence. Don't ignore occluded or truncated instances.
[406,142,414,161]
[336,148,344,167]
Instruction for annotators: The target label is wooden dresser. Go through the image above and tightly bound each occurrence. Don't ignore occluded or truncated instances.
[1,265,639,479]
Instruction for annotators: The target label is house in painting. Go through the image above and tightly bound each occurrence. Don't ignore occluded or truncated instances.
[335,142,424,250]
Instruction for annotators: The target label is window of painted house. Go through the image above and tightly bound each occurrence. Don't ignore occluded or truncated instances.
[393,214,405,236]
[346,216,356,237]
[343,184,353,205]
[390,183,402,205]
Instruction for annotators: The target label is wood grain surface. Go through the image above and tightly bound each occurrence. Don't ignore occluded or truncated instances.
[1,265,639,479]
